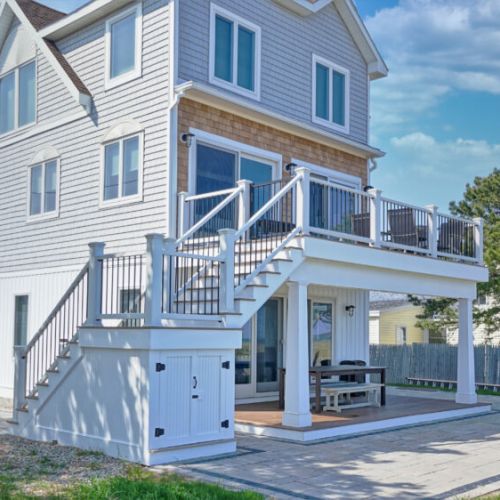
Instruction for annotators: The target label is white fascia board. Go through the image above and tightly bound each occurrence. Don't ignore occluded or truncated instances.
[176,80,385,159]
[272,0,333,16]
[5,0,91,112]
[39,0,134,40]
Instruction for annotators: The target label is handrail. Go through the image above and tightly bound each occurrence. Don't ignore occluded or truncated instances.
[235,175,301,239]
[437,211,479,225]
[184,187,238,202]
[23,263,89,354]
[380,196,433,214]
[177,185,243,245]
[310,177,372,197]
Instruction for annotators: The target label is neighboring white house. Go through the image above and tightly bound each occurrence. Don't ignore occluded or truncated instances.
[0,0,488,465]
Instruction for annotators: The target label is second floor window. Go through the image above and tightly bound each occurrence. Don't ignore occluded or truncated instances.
[210,5,261,99]
[102,134,142,205]
[29,160,58,218]
[0,60,36,135]
[105,4,142,89]
[312,55,350,133]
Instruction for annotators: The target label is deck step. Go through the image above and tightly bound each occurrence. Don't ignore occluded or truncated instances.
[36,381,49,388]
[26,395,39,401]
[6,419,18,425]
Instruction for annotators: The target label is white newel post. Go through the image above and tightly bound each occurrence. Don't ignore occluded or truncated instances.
[456,298,477,404]
[237,179,252,230]
[177,192,189,238]
[368,188,382,247]
[163,237,176,314]
[425,204,438,258]
[473,217,484,265]
[86,242,105,326]
[13,346,26,415]
[283,281,312,428]
[219,229,236,313]
[145,234,164,327]
[295,167,310,235]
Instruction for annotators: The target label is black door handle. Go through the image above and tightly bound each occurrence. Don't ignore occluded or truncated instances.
[193,376,198,389]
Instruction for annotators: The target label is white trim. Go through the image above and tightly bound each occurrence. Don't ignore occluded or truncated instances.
[26,157,60,222]
[187,127,282,194]
[292,158,361,189]
[312,54,350,134]
[99,131,144,208]
[176,82,385,159]
[101,118,144,143]
[104,3,142,91]
[209,3,261,101]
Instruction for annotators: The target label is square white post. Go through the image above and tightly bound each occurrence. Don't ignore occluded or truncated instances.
[86,242,105,326]
[368,188,382,247]
[294,167,310,235]
[13,346,27,415]
[177,192,190,238]
[425,204,439,258]
[473,217,484,265]
[144,234,164,327]
[456,298,477,404]
[237,179,252,230]
[219,229,236,313]
[163,237,177,314]
[283,281,312,428]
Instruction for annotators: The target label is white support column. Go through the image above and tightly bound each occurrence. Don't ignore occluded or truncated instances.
[283,281,312,428]
[237,179,252,230]
[144,234,165,327]
[177,192,189,238]
[86,242,105,326]
[163,237,177,314]
[456,298,477,404]
[13,346,26,415]
[473,217,484,265]
[368,188,382,248]
[425,204,439,258]
[295,167,310,235]
[219,228,236,313]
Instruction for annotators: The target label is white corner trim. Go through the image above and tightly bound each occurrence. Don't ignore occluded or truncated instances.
[6,0,91,111]
[104,2,143,91]
[209,3,262,101]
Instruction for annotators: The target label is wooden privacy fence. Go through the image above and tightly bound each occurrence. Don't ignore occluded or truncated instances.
[370,344,500,386]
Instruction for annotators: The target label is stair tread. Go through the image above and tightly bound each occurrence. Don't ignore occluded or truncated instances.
[36,382,49,387]
[6,419,18,425]
[26,395,39,401]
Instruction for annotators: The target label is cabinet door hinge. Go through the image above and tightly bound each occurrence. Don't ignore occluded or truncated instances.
[221,419,229,429]
[222,361,230,369]
[155,428,165,437]
[156,363,166,372]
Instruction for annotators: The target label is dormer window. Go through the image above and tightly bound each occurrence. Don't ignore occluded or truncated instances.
[209,4,261,100]
[0,60,36,135]
[312,55,350,133]
[105,4,142,89]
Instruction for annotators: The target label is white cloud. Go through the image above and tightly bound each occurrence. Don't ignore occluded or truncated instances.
[365,0,500,132]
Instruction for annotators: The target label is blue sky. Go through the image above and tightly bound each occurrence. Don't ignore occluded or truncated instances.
[40,0,500,212]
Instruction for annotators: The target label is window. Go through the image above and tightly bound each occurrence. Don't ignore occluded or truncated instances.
[396,326,407,345]
[14,295,29,346]
[105,4,142,89]
[28,159,59,219]
[101,134,143,205]
[312,55,349,132]
[210,4,261,99]
[0,60,36,135]
[310,302,333,366]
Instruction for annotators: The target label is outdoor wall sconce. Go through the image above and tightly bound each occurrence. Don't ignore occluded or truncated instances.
[345,305,356,317]
[284,162,298,174]
[181,133,195,148]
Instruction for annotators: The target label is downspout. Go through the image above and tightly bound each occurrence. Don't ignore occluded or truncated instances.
[368,157,377,185]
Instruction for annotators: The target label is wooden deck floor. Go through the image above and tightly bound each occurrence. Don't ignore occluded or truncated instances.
[235,395,489,431]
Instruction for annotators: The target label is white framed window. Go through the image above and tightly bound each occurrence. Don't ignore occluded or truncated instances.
[0,59,36,136]
[312,54,350,133]
[209,4,261,100]
[27,158,60,220]
[105,3,143,90]
[396,326,407,345]
[100,132,144,207]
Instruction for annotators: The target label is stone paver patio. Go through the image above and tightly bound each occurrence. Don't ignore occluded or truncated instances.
[166,393,500,499]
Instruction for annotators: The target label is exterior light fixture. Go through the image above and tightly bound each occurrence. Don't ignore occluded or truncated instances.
[345,305,356,317]
[285,162,298,175]
[181,133,195,148]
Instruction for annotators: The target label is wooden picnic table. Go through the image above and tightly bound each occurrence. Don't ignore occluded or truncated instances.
[279,365,386,413]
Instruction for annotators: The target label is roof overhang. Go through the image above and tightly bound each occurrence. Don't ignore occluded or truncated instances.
[273,0,388,80]
[176,80,385,160]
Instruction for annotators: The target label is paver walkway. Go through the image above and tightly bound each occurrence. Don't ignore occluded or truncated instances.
[168,408,500,499]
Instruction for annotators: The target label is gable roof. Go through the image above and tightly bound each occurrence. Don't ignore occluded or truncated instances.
[273,0,388,80]
[0,0,91,110]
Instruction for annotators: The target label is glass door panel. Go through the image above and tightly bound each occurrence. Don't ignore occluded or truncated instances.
[256,298,283,393]
[235,320,252,385]
[311,302,333,366]
[241,157,274,215]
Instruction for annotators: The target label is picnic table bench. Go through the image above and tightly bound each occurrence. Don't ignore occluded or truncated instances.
[323,383,384,413]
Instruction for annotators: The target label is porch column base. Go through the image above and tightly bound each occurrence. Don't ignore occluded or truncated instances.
[282,411,312,428]
[455,392,478,405]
